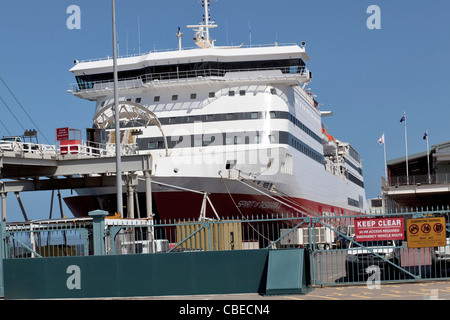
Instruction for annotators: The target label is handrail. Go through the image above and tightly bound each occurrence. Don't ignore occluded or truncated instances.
[0,140,138,158]
[386,173,450,187]
[77,43,300,63]
[70,65,310,93]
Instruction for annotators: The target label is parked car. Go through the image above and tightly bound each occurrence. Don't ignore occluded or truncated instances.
[0,136,23,151]
[0,136,38,152]
[345,239,401,282]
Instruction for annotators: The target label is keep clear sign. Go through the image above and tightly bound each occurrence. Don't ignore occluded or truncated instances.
[406,217,446,248]
[354,217,405,242]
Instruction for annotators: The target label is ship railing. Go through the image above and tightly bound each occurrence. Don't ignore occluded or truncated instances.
[56,141,138,157]
[0,140,139,158]
[0,141,58,156]
[77,43,300,63]
[69,66,310,93]
[386,173,450,187]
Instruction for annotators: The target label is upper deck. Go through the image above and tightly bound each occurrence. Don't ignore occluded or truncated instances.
[68,44,312,100]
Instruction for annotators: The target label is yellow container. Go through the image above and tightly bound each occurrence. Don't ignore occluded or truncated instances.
[176,221,242,251]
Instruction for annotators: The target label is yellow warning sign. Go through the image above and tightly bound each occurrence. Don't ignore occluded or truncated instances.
[406,217,446,248]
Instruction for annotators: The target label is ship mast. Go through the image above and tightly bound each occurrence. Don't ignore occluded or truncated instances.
[187,0,218,48]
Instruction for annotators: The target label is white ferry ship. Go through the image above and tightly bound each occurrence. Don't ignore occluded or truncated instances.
[65,2,368,221]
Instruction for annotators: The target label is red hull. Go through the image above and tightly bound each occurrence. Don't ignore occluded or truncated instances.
[65,191,352,220]
[153,191,348,221]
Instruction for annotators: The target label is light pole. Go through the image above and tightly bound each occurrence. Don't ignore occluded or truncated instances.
[112,0,123,216]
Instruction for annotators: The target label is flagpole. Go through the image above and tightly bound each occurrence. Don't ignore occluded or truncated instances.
[403,111,409,185]
[383,133,388,184]
[381,133,387,215]
[426,130,430,184]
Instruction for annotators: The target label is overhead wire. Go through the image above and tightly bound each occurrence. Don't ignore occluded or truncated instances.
[0,75,52,145]
[0,119,12,136]
[0,95,26,132]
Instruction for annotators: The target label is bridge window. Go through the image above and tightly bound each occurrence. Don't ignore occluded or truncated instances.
[75,58,306,91]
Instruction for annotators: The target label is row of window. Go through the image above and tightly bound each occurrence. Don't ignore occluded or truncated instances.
[119,109,322,149]
[347,197,360,208]
[137,129,365,189]
[137,130,325,166]
[289,114,321,144]
[346,172,365,188]
[76,59,306,90]
[289,135,324,165]
[141,131,279,150]
[106,88,277,106]
[344,156,363,176]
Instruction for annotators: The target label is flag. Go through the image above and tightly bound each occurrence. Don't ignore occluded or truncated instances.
[400,113,406,123]
[378,133,384,145]
[423,131,428,140]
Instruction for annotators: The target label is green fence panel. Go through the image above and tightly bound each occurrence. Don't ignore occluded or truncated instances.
[4,249,270,299]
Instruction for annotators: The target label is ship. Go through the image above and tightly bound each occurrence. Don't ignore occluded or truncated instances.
[65,1,369,222]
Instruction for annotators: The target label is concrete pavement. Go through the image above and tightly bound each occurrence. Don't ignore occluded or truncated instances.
[136,280,450,300]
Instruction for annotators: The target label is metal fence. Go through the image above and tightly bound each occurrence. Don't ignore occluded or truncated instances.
[311,208,450,286]
[2,207,450,287]
[3,219,92,258]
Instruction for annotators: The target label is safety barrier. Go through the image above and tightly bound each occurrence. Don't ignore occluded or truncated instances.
[2,207,450,289]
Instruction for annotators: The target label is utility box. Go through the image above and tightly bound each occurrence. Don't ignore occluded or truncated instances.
[265,249,312,295]
[280,227,334,249]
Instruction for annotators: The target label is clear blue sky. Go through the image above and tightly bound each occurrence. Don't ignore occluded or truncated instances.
[0,0,449,221]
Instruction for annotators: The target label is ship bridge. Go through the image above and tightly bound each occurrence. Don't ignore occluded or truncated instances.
[68,45,312,101]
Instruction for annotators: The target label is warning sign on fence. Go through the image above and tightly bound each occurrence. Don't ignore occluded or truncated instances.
[406,217,446,248]
[354,217,405,242]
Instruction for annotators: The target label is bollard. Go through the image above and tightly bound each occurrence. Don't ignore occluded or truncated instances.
[89,210,108,256]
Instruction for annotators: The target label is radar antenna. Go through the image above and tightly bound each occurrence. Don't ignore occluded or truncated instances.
[187,0,218,48]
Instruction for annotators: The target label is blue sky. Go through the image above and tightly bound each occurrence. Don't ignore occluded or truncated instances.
[0,0,449,221]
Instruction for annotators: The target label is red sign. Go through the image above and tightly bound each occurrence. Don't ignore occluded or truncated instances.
[354,217,405,241]
[56,127,69,141]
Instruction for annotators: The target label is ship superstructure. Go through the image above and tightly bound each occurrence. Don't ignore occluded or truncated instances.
[66,2,368,220]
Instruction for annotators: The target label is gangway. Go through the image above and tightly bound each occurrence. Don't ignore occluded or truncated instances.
[0,150,153,222]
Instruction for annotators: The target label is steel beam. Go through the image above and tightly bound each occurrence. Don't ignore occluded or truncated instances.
[0,154,151,179]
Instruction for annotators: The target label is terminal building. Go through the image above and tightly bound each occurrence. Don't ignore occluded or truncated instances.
[382,141,450,211]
